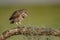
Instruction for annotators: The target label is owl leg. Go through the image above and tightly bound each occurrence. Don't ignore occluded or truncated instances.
[18,22,21,25]
[15,22,19,26]
[18,21,23,26]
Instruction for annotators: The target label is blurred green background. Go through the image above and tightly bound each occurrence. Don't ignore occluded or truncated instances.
[0,5,60,40]
[0,0,60,40]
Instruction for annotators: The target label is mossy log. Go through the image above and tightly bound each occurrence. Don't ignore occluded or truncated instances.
[0,26,60,40]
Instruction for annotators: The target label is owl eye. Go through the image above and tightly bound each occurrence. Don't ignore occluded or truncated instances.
[22,16,25,18]
[25,12,27,13]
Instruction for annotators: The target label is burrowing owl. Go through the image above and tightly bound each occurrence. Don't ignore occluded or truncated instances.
[9,9,28,26]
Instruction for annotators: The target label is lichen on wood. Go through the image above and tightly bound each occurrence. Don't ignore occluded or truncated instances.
[0,26,60,40]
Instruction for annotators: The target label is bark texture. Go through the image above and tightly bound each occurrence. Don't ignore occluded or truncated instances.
[0,26,60,40]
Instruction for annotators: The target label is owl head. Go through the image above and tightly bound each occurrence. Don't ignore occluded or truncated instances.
[20,9,28,18]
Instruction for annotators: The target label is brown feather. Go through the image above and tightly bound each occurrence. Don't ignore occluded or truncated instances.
[9,9,28,24]
[9,10,20,20]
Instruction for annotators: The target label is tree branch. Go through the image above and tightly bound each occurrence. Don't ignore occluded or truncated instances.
[0,26,60,40]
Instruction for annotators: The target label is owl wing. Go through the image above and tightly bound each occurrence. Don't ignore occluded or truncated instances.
[9,11,20,20]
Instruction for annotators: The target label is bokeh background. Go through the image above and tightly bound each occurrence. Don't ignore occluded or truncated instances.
[0,0,60,40]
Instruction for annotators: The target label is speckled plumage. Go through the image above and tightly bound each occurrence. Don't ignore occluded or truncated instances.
[9,9,28,25]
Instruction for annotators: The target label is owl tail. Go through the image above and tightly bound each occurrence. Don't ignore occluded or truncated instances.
[10,21,14,24]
